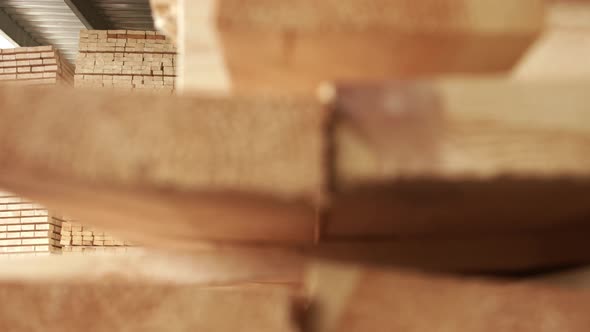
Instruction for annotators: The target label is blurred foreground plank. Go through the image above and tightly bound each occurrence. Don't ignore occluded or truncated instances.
[307,262,590,332]
[0,86,326,246]
[330,79,590,237]
[0,248,305,286]
[176,0,544,93]
[2,80,590,272]
[515,0,590,79]
[0,251,303,332]
[0,282,298,332]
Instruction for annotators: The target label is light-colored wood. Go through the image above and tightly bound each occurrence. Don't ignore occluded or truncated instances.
[514,1,590,79]
[0,249,304,286]
[307,262,590,332]
[330,79,590,237]
[0,249,303,332]
[0,282,298,332]
[2,80,590,271]
[0,85,325,245]
[177,0,543,94]
[151,0,178,43]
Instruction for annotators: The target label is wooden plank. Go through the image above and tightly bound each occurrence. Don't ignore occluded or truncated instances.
[0,85,326,245]
[307,262,590,332]
[329,79,590,237]
[0,282,298,332]
[2,79,590,273]
[0,250,303,332]
[514,1,590,79]
[178,0,544,94]
[0,249,305,286]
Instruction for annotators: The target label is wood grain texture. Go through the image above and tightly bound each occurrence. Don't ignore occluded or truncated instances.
[330,79,590,237]
[0,85,326,245]
[0,248,305,286]
[179,0,543,93]
[2,80,590,272]
[307,263,590,332]
[0,282,299,332]
[0,251,303,332]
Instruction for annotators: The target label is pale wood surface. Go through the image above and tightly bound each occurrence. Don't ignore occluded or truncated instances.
[0,248,304,286]
[1,80,590,271]
[330,79,590,237]
[307,262,590,332]
[0,282,298,332]
[335,78,590,184]
[514,1,590,79]
[178,0,543,93]
[0,247,303,332]
[0,85,325,245]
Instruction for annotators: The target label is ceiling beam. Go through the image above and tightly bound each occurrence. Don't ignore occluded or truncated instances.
[0,8,38,47]
[64,0,110,30]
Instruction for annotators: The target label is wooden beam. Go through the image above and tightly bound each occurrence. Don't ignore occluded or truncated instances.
[64,0,110,30]
[177,0,544,94]
[514,1,590,79]
[328,79,590,237]
[0,282,299,332]
[0,86,326,245]
[2,80,590,273]
[0,252,303,332]
[0,249,304,286]
[306,262,590,332]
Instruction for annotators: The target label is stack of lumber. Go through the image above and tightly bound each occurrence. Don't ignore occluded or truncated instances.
[0,78,590,273]
[0,190,62,257]
[74,30,176,93]
[0,46,74,86]
[60,220,136,255]
[4,0,590,330]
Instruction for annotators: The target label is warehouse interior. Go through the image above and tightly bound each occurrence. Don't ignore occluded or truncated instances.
[1,0,590,331]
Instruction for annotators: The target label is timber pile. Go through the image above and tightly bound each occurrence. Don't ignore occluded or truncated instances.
[0,190,62,257]
[60,221,136,255]
[0,46,73,86]
[1,0,590,331]
[74,30,176,93]
[0,78,590,272]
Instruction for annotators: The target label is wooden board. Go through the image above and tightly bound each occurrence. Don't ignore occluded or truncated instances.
[177,0,544,94]
[0,282,298,332]
[0,248,305,286]
[2,80,590,272]
[307,262,590,332]
[0,251,303,332]
[329,79,590,237]
[514,1,590,79]
[0,85,326,245]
